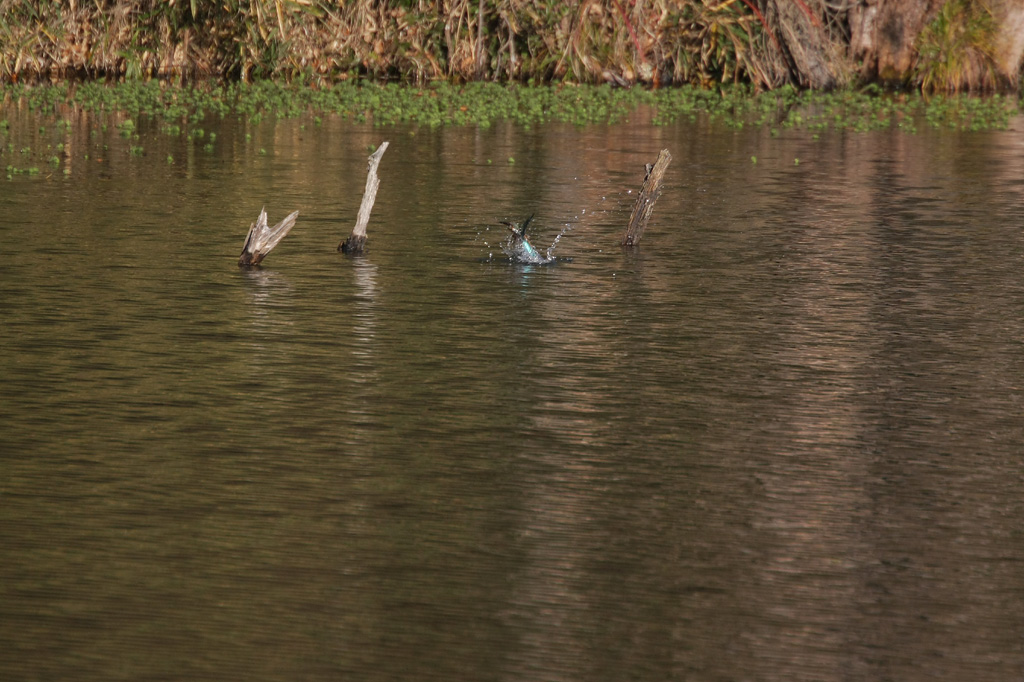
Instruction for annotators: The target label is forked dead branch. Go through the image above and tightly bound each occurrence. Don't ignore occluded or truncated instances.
[238,207,299,267]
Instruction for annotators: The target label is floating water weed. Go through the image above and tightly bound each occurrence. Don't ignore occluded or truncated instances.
[0,82,1017,145]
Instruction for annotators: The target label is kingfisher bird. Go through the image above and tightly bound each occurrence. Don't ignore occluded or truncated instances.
[500,214,552,264]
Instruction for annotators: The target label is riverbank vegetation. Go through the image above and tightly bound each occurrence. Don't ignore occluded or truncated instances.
[2,0,1023,94]
[3,1,1022,182]
[1,78,1017,182]
[2,79,1018,131]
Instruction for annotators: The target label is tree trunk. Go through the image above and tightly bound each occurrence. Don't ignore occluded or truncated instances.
[991,0,1024,85]
[766,0,845,89]
[849,0,943,83]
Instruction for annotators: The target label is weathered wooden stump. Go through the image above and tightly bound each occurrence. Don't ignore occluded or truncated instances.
[621,148,672,248]
[340,142,390,254]
[238,207,299,267]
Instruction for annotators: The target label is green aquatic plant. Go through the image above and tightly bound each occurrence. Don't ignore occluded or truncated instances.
[915,0,998,93]
[0,81,1018,153]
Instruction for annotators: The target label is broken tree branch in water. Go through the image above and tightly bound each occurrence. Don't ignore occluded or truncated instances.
[621,148,671,248]
[340,142,390,254]
[238,207,299,267]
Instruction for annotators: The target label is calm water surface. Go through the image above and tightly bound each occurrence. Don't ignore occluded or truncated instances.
[2,107,1023,681]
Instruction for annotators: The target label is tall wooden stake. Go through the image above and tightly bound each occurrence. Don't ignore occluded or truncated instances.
[340,141,390,254]
[621,148,672,247]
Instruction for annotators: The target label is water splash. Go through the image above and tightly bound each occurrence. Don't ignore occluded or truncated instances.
[476,217,574,265]
[500,218,574,265]
[542,222,575,262]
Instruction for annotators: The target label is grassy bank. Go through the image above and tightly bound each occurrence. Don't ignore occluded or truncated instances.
[2,1,1022,93]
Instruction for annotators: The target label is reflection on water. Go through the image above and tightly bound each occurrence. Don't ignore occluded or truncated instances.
[351,257,380,349]
[1,111,1024,682]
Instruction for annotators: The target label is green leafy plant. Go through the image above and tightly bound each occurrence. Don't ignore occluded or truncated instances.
[915,0,998,93]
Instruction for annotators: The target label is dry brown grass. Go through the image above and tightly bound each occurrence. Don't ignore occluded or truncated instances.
[0,0,1009,92]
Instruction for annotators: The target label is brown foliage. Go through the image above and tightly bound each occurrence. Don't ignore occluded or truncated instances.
[0,0,1018,91]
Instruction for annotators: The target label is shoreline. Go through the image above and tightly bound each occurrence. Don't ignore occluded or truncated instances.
[3,1,1023,94]
[3,80,1018,180]
[2,80,1019,131]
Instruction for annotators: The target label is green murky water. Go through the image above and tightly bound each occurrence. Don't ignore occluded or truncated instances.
[2,107,1023,681]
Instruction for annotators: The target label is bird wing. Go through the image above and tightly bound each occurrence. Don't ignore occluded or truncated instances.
[520,214,535,238]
